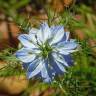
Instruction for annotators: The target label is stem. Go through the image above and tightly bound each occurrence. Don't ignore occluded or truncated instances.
[59,83,68,96]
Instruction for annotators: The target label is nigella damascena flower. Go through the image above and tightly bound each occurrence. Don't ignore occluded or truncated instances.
[15,22,78,83]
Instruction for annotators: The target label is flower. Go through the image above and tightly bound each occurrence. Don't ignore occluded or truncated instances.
[15,22,78,83]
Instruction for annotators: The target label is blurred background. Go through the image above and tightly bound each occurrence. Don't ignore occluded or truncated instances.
[0,0,96,96]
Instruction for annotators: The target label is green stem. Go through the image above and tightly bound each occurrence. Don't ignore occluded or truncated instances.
[59,83,68,96]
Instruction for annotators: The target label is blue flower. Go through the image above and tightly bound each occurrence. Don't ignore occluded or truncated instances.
[15,22,78,83]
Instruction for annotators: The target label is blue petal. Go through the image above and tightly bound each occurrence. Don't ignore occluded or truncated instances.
[49,54,64,75]
[55,60,66,72]
[41,60,52,83]
[39,22,51,43]
[22,63,29,70]
[29,28,38,34]
[55,41,77,55]
[63,55,74,66]
[65,32,70,41]
[56,41,77,50]
[29,28,43,44]
[23,63,43,79]
[15,48,37,63]
[52,52,69,67]
[50,26,64,45]
[27,58,43,79]
[18,34,37,48]
[59,32,70,42]
[41,59,49,78]
[52,53,66,72]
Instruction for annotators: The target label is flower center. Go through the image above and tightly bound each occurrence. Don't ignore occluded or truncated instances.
[40,43,52,58]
